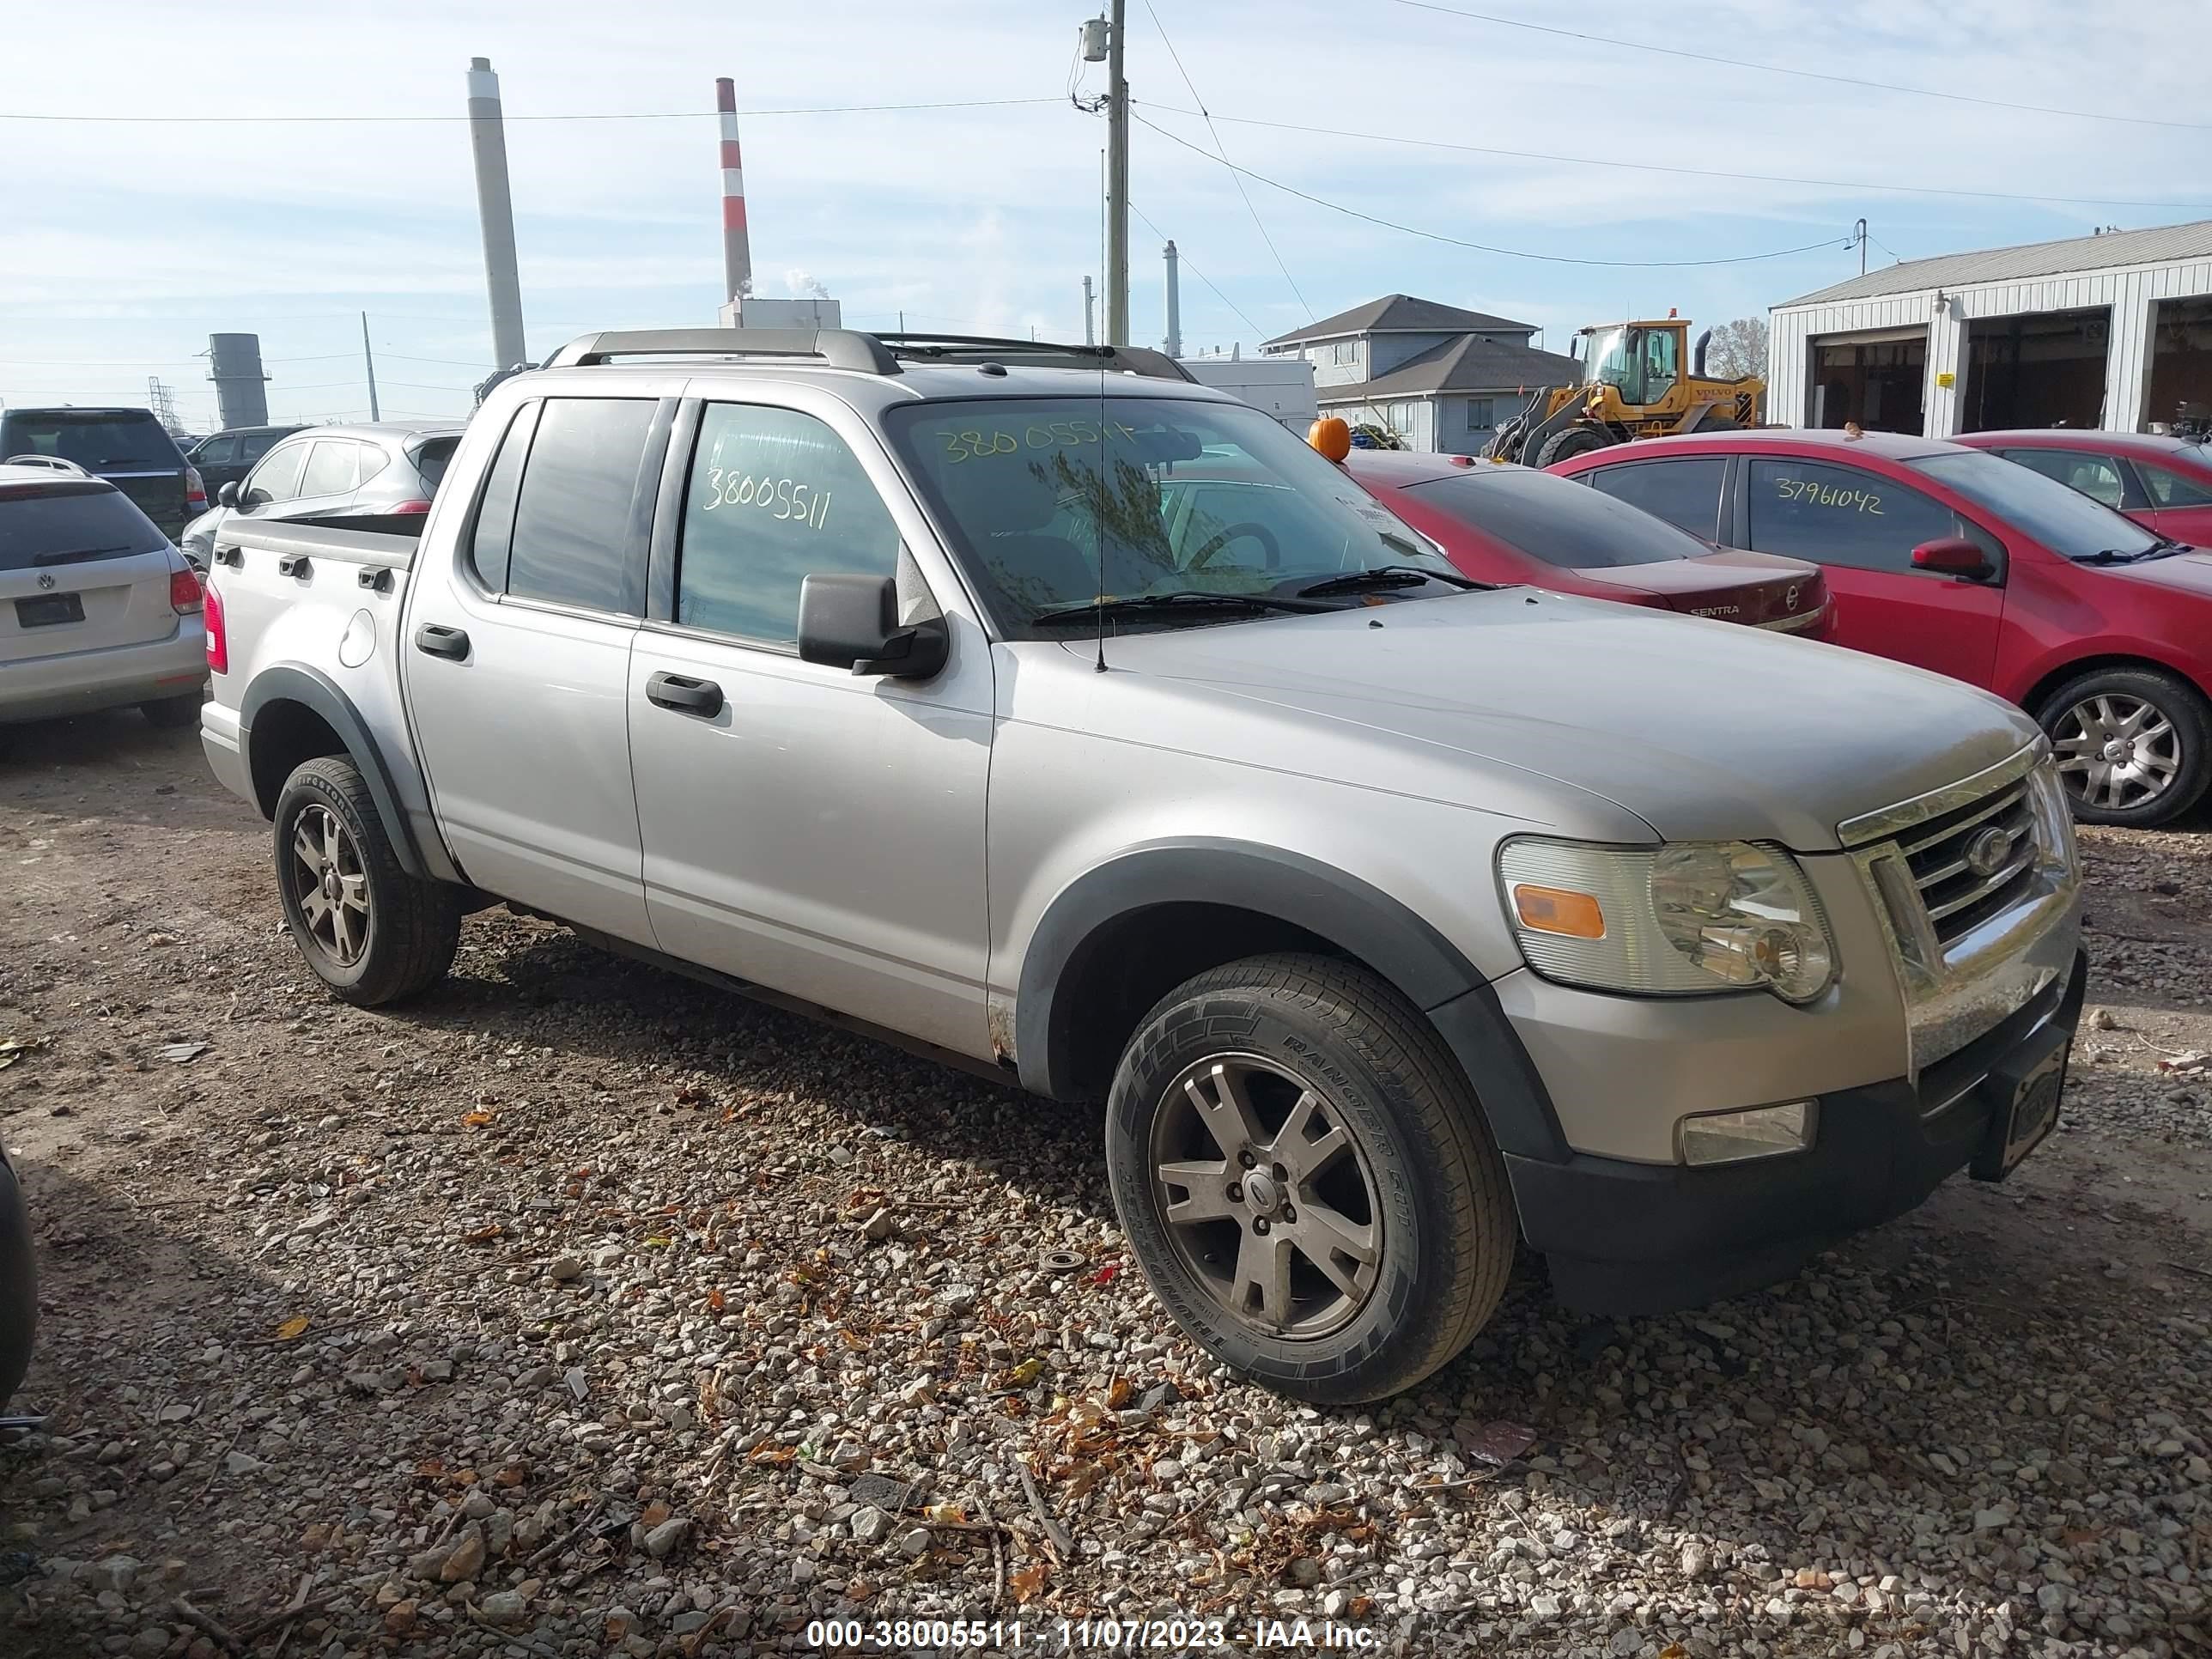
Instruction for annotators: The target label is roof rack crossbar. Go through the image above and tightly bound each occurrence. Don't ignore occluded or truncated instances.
[872,332,1195,384]
[542,328,902,375]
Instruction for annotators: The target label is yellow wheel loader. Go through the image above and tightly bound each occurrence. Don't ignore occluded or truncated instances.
[1486,316,1764,467]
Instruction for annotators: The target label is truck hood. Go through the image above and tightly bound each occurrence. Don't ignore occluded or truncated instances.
[1052,591,2040,850]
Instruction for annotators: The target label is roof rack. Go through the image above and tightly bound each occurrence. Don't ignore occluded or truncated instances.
[873,332,1194,383]
[542,328,902,374]
[1,454,94,478]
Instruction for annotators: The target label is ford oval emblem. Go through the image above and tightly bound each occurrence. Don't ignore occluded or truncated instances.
[1963,824,2017,878]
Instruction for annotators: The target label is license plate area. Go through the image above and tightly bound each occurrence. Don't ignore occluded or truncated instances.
[1970,1024,2069,1181]
[15,592,85,628]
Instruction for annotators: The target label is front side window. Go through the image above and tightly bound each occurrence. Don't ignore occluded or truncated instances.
[676,404,902,646]
[299,440,360,499]
[2000,447,2127,509]
[1640,328,1679,397]
[241,430,288,463]
[1585,456,1728,540]
[504,398,656,613]
[1746,458,1961,572]
[2142,458,2212,508]
[243,441,310,506]
[196,434,239,466]
[887,397,1457,637]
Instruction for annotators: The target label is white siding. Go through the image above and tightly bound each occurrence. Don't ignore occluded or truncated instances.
[1771,253,2212,435]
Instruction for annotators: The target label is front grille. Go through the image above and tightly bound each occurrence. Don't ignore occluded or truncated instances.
[1897,778,2039,947]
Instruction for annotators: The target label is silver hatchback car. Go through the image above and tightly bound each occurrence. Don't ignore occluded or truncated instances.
[179,422,463,570]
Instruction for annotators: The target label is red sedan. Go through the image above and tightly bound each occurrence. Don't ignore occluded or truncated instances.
[1950,428,2212,547]
[1553,429,2212,826]
[1343,451,1830,635]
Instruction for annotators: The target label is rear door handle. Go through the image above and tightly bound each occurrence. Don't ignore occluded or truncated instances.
[646,671,724,717]
[414,623,470,660]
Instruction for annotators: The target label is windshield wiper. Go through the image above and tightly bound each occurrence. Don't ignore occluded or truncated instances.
[1031,590,1327,627]
[33,544,133,565]
[1297,564,1487,598]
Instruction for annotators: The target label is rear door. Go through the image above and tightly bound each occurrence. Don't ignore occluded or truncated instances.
[402,394,666,944]
[2130,455,2212,546]
[0,482,182,664]
[276,439,366,521]
[1734,455,2003,686]
[1579,455,1729,542]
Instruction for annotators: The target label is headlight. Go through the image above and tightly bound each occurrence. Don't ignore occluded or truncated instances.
[1498,838,1837,1004]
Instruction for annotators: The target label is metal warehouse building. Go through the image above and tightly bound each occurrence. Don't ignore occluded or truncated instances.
[1770,221,2212,438]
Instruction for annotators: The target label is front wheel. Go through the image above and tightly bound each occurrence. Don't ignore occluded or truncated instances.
[2038,666,2211,827]
[1105,953,1515,1402]
[273,755,462,1006]
[1534,424,1611,468]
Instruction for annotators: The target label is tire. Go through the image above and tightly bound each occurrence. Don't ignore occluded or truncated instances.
[2035,665,2212,828]
[141,693,204,730]
[1104,952,1515,1403]
[273,755,462,1006]
[1534,425,1612,468]
[0,1156,34,1410]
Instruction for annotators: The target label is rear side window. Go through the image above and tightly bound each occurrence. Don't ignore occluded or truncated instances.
[243,441,310,505]
[1406,467,1704,567]
[676,404,901,645]
[1,412,179,470]
[1583,457,1728,540]
[2142,459,2212,508]
[1745,459,1960,572]
[410,437,460,493]
[466,405,538,592]
[300,441,361,498]
[0,483,166,571]
[355,444,391,488]
[1999,447,2128,509]
[504,398,656,613]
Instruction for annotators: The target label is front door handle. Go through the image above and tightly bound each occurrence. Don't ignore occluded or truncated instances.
[646,671,724,717]
[414,623,471,660]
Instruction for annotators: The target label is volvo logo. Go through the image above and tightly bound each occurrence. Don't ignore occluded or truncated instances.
[1963,824,2018,878]
[35,573,57,591]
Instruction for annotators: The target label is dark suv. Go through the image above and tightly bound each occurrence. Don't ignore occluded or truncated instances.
[0,407,205,538]
[186,423,309,498]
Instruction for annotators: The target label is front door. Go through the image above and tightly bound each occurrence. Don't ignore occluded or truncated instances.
[628,398,994,1055]
[403,394,665,944]
[1737,455,2005,687]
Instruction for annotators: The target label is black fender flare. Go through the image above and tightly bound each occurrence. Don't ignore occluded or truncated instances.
[1013,840,1568,1162]
[240,664,431,878]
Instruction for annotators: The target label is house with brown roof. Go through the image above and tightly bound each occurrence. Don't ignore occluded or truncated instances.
[1259,295,1578,452]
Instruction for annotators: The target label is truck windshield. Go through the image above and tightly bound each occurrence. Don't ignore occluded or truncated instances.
[887,397,1461,635]
[1910,449,2160,562]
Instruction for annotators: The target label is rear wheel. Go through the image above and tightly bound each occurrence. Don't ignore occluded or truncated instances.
[1534,425,1612,468]
[1105,953,1514,1402]
[273,755,461,1006]
[2037,666,2211,827]
[141,693,204,730]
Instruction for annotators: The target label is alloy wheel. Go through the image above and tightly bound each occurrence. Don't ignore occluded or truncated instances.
[289,805,370,967]
[1149,1054,1382,1340]
[2052,692,2181,813]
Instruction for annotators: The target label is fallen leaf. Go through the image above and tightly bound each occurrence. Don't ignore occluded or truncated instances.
[1106,1376,1133,1410]
[1009,1563,1050,1603]
[1454,1418,1540,1468]
[1006,1358,1045,1388]
[644,1236,672,1248]
[272,1316,311,1342]
[461,1224,504,1245]
[641,1499,672,1528]
[1092,1262,1121,1286]
[706,1289,726,1313]
[461,1109,497,1127]
[495,1465,527,1487]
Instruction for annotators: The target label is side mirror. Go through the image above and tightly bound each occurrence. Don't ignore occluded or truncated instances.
[797,573,948,679]
[1911,537,1992,579]
[216,480,240,508]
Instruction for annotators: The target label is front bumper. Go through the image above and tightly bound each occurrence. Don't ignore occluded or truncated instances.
[1509,949,2086,1315]
[0,622,207,724]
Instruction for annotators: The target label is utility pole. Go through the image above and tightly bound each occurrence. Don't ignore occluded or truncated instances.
[361,312,380,422]
[1082,276,1096,346]
[1855,217,1868,277]
[1105,0,1129,346]
[1162,241,1181,358]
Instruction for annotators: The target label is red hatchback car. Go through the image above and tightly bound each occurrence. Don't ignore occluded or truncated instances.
[1344,451,1830,635]
[1553,429,2212,825]
[1950,428,2212,547]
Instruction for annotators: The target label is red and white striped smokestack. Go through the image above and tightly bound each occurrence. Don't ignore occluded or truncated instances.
[715,77,752,301]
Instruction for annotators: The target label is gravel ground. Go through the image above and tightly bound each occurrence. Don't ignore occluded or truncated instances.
[2,712,2209,1659]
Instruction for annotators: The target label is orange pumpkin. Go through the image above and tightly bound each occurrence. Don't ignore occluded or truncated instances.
[1308,416,1352,463]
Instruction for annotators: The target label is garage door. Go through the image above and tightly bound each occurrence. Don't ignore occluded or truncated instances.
[1808,328,1928,434]
[1961,308,2110,432]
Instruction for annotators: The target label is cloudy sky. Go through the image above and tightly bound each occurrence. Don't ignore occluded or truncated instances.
[4,0,2205,433]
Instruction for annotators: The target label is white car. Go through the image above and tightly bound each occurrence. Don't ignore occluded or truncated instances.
[0,458,207,728]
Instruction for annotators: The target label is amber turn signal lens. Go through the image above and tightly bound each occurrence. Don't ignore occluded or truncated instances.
[1512,884,1605,939]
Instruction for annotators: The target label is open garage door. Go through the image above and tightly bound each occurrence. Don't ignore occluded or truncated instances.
[1961,307,2111,431]
[1808,327,1925,434]
[2147,296,2212,432]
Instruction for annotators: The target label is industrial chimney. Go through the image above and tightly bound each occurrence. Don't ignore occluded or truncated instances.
[466,57,528,372]
[1162,240,1182,360]
[715,78,752,303]
[207,334,270,429]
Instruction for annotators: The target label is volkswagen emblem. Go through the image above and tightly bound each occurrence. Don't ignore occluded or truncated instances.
[1963,824,2017,878]
[36,572,57,591]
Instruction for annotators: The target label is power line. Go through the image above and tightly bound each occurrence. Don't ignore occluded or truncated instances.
[1385,0,2212,134]
[0,96,1063,126]
[1130,112,1852,268]
[1138,101,2212,214]
[374,351,495,368]
[1138,2,1315,324]
[1128,202,1265,338]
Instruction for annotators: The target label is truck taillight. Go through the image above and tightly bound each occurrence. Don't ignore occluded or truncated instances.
[389,499,431,514]
[204,580,228,674]
[185,465,208,511]
[169,566,204,615]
